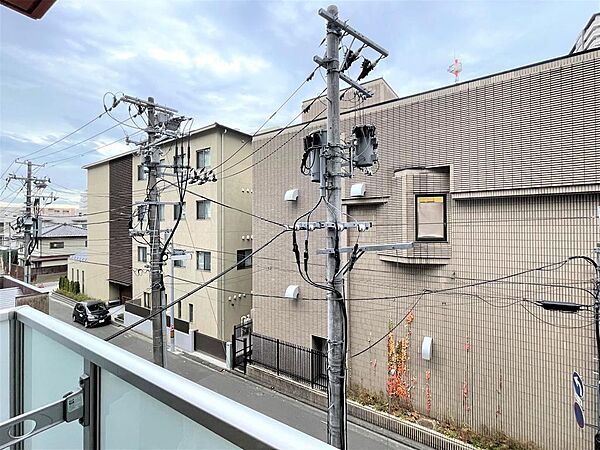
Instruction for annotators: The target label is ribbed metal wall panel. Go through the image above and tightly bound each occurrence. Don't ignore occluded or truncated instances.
[109,156,133,286]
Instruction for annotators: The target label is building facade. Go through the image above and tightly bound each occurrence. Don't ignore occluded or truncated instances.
[131,123,253,342]
[571,12,600,54]
[73,122,254,345]
[68,151,133,301]
[251,49,600,450]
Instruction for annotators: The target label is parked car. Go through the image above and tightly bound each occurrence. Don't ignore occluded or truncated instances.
[72,301,111,328]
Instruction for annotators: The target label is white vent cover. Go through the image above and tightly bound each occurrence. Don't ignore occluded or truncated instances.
[421,336,433,361]
[284,285,299,299]
[350,183,366,197]
[284,189,299,201]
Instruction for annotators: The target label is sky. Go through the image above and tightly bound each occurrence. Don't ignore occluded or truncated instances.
[0,0,598,206]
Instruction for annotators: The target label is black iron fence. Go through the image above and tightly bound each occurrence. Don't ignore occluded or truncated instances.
[251,332,327,391]
[232,321,252,374]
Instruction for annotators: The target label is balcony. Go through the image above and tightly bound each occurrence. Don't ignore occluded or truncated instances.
[0,306,333,449]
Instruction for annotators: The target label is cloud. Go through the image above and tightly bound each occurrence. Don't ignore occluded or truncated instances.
[1,0,596,198]
[94,140,132,158]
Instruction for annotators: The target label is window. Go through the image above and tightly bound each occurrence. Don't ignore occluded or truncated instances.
[416,195,447,241]
[196,251,211,271]
[196,148,211,169]
[137,164,147,181]
[76,270,79,282]
[189,303,194,322]
[84,240,88,248]
[177,302,182,318]
[196,200,210,220]
[158,204,165,221]
[49,242,64,249]
[143,292,150,308]
[81,271,85,293]
[137,205,147,221]
[236,249,252,269]
[138,246,148,262]
[174,259,184,268]
[174,202,186,220]
[71,268,74,280]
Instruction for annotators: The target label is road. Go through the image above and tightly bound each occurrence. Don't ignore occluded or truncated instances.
[50,295,419,450]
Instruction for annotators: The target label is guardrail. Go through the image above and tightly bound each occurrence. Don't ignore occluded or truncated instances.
[0,306,334,450]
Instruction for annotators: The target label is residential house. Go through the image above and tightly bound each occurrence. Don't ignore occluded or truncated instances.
[250,49,600,450]
[12,222,88,283]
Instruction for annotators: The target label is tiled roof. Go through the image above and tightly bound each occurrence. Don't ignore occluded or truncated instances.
[41,223,87,238]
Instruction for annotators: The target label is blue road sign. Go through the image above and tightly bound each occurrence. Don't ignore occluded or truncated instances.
[573,372,584,400]
[574,402,585,428]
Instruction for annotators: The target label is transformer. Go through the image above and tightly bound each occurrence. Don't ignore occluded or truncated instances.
[352,125,378,168]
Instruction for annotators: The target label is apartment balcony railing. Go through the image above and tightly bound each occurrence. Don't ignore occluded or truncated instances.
[0,306,333,450]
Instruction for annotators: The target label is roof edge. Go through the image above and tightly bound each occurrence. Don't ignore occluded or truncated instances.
[255,48,600,138]
[82,122,251,169]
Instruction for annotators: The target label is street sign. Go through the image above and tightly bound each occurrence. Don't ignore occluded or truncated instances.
[574,402,585,428]
[573,371,584,401]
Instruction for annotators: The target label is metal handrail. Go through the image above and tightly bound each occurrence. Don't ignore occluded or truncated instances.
[4,306,334,450]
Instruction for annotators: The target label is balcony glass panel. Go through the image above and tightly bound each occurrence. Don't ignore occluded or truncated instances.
[0,319,8,421]
[100,369,239,449]
[23,326,83,449]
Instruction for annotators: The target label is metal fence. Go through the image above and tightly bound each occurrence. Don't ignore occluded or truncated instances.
[251,333,327,391]
[232,321,252,374]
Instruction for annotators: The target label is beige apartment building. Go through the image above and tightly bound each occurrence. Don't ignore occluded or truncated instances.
[68,151,133,300]
[131,123,253,343]
[71,123,253,344]
[251,49,600,450]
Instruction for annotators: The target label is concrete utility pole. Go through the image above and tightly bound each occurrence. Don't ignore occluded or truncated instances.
[594,244,600,450]
[24,161,32,284]
[307,6,390,448]
[7,160,49,284]
[323,7,344,449]
[120,94,184,368]
[169,238,176,353]
[145,97,167,368]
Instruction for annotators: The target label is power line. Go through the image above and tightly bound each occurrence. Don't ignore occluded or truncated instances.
[45,131,143,167]
[104,229,290,342]
[34,119,136,163]
[208,67,320,175]
[19,110,111,161]
[349,256,595,358]
[217,91,327,180]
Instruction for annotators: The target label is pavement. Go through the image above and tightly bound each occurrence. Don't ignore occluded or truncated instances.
[49,294,419,450]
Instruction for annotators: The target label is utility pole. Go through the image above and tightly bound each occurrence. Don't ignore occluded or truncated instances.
[594,244,600,450]
[120,94,186,367]
[305,6,391,448]
[7,160,50,284]
[145,97,167,368]
[323,7,344,449]
[24,161,32,284]
[7,225,11,276]
[169,238,176,353]
[167,242,191,353]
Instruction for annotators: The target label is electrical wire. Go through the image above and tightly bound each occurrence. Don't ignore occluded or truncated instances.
[104,229,290,341]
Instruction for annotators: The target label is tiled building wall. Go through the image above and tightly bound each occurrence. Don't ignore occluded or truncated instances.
[347,192,598,450]
[251,50,600,449]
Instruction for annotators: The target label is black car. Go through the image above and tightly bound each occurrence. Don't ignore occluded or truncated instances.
[72,301,111,328]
